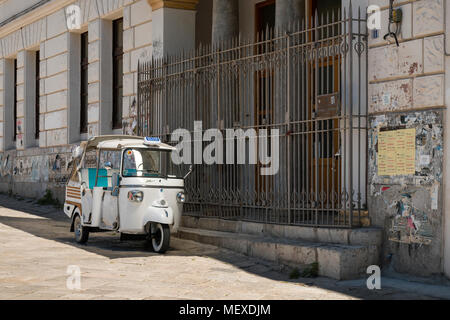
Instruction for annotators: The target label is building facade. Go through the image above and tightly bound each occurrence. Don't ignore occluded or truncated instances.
[0,0,196,200]
[1,0,450,279]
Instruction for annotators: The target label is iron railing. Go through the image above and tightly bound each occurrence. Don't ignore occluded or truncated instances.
[137,5,368,228]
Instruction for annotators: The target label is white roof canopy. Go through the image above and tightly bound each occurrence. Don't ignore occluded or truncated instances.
[85,135,176,152]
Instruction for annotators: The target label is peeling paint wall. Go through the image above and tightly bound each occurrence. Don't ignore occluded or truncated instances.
[368,0,446,276]
[368,112,444,276]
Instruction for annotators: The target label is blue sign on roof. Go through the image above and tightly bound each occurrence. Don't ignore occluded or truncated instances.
[144,137,161,145]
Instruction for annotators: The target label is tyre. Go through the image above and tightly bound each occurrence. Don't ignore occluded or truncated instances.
[151,223,170,253]
[74,214,89,244]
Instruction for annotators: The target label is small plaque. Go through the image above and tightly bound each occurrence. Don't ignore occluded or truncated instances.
[316,93,340,118]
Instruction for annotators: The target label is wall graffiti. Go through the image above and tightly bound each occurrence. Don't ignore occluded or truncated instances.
[0,145,79,201]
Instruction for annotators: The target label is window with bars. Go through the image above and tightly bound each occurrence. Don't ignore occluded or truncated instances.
[80,32,88,134]
[35,51,40,139]
[13,59,17,142]
[112,18,123,130]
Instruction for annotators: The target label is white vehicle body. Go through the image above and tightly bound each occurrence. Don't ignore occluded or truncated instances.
[63,135,187,252]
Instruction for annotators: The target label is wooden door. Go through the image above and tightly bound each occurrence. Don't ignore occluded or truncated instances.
[309,50,341,207]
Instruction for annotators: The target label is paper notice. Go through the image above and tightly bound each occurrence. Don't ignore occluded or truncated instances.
[378,128,416,176]
[420,155,431,166]
[431,184,439,210]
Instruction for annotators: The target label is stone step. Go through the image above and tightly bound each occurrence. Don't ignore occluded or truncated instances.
[181,216,382,247]
[176,227,380,280]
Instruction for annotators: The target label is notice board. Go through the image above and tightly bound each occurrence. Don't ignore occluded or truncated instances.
[378,128,416,176]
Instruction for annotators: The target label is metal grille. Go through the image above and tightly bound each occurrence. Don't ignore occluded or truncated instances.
[137,5,368,228]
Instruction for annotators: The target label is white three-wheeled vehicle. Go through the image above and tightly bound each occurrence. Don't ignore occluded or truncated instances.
[64,135,191,253]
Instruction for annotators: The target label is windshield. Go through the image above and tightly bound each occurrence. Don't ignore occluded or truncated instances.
[122,148,182,179]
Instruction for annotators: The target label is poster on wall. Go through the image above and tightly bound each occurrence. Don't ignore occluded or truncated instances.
[378,128,415,176]
[388,191,434,246]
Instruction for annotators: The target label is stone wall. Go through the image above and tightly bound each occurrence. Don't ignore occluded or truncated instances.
[367,0,446,276]
[0,0,153,201]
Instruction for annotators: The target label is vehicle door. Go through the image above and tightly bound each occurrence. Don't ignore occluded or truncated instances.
[96,150,122,230]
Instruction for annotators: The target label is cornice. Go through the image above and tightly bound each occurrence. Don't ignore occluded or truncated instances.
[0,0,75,39]
[148,0,199,11]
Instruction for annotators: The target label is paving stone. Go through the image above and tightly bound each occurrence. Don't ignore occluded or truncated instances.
[0,194,445,300]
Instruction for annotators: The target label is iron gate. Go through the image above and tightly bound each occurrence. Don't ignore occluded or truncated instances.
[137,5,368,227]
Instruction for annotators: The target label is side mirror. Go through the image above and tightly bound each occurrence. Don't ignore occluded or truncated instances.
[104,161,113,170]
[184,165,194,180]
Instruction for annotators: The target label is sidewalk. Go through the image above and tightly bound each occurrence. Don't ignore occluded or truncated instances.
[0,193,448,300]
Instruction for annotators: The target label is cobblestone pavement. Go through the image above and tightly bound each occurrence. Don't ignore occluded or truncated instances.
[0,194,441,300]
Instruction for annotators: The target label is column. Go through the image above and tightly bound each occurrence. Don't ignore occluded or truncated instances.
[274,0,305,209]
[23,51,38,149]
[149,0,199,59]
[2,59,15,151]
[87,18,112,137]
[275,0,305,32]
[211,0,239,44]
[15,51,25,150]
[0,59,5,151]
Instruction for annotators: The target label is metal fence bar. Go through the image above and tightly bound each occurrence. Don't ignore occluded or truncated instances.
[137,7,368,228]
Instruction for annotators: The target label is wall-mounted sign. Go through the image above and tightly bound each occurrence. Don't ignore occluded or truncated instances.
[316,93,339,118]
[378,128,416,176]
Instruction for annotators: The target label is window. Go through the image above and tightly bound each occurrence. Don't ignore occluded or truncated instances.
[112,18,123,129]
[123,149,160,177]
[80,32,88,134]
[255,0,275,35]
[122,149,181,178]
[13,59,17,142]
[35,51,40,139]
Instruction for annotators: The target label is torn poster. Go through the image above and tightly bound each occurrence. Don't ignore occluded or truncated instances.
[431,184,439,211]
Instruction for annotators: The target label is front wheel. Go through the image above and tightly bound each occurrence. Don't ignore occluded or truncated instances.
[74,214,89,244]
[151,223,170,253]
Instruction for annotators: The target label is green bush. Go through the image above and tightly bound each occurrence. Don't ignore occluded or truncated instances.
[37,189,60,207]
[301,262,319,278]
[289,268,300,279]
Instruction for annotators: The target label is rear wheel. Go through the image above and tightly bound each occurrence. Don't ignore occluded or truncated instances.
[74,214,89,244]
[151,223,170,253]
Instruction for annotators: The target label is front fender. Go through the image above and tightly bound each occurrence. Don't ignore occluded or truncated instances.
[142,206,174,230]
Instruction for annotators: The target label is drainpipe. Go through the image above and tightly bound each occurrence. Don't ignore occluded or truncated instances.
[444,0,450,56]
[443,0,450,278]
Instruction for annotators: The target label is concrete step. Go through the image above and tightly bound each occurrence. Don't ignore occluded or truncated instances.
[182,216,383,248]
[176,227,380,280]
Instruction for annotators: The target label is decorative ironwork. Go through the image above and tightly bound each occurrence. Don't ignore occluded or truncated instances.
[137,6,368,228]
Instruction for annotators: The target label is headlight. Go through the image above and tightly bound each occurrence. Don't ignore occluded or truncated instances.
[128,190,144,202]
[177,192,185,203]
